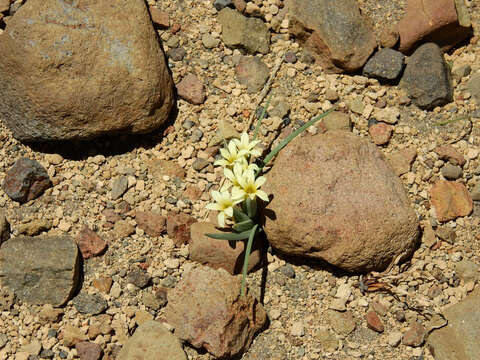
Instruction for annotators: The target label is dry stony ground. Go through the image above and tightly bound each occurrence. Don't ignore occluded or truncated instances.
[0,0,480,359]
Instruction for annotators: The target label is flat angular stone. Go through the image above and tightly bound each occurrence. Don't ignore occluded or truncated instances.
[428,288,480,360]
[165,266,266,358]
[430,180,472,222]
[286,0,376,72]
[235,56,269,94]
[118,320,186,360]
[217,8,270,54]
[0,236,80,307]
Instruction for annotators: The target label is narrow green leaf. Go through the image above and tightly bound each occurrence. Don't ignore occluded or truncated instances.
[233,207,250,223]
[246,198,257,218]
[233,219,254,232]
[253,93,273,141]
[262,107,336,167]
[205,230,251,241]
[241,225,258,297]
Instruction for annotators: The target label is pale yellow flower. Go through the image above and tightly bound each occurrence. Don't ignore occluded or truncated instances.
[214,140,247,168]
[206,190,242,227]
[224,162,244,188]
[238,157,260,172]
[234,132,261,158]
[232,169,269,202]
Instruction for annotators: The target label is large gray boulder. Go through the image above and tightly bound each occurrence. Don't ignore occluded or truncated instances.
[0,0,174,141]
[263,131,420,272]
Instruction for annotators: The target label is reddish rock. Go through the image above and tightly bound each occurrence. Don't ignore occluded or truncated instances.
[430,180,472,222]
[170,23,181,34]
[92,277,113,294]
[233,0,246,13]
[2,158,52,204]
[165,266,267,358]
[235,56,270,94]
[263,131,420,272]
[402,322,426,347]
[387,147,417,176]
[176,74,206,105]
[189,222,264,274]
[369,123,393,145]
[135,211,166,237]
[365,310,384,332]
[434,145,466,166]
[75,341,103,360]
[166,213,196,246]
[398,0,472,54]
[0,0,174,141]
[182,185,202,201]
[286,0,376,72]
[76,226,107,259]
[149,6,169,28]
[101,209,122,224]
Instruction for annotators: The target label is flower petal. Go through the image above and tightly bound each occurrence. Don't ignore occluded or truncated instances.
[211,191,222,202]
[256,190,269,202]
[218,212,226,228]
[255,176,266,188]
[224,207,233,217]
[206,203,222,211]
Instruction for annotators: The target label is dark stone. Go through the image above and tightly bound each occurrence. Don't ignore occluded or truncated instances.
[126,269,151,289]
[363,48,405,81]
[284,51,297,63]
[2,158,51,203]
[39,349,55,359]
[279,264,296,279]
[214,0,232,11]
[167,47,186,61]
[401,43,453,109]
[72,293,108,315]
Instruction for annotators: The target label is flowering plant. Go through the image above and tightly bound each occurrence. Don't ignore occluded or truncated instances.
[206,99,335,296]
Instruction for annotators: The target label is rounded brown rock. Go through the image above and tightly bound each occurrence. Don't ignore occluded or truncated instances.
[262,131,420,272]
[0,0,174,141]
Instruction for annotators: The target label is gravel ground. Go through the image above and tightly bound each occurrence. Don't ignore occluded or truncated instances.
[0,0,480,359]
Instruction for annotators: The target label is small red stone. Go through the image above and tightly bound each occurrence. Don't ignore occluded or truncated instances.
[365,310,384,333]
[369,123,393,145]
[76,226,107,259]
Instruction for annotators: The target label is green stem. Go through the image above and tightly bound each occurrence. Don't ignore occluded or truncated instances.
[262,107,336,167]
[240,224,258,297]
[253,93,273,141]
